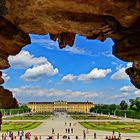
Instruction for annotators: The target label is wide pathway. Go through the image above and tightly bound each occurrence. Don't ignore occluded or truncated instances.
[1,112,140,140]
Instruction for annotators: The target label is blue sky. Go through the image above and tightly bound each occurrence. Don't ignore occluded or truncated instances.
[2,34,140,104]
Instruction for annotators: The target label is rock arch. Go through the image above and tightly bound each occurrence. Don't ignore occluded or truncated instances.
[0,1,140,118]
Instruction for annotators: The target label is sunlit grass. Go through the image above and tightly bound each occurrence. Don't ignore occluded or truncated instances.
[80,122,140,133]
[1,122,42,132]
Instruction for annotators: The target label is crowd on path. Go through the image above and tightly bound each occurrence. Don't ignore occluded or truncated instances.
[0,121,131,140]
[0,113,133,140]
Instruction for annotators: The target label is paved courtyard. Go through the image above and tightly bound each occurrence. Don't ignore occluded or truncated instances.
[1,112,140,140]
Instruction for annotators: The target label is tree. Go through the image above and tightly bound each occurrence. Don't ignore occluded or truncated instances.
[135,97,140,112]
[109,104,117,111]
[120,100,128,110]
[129,99,135,110]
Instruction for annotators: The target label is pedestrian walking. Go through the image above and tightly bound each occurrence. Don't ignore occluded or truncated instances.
[113,130,115,135]
[83,130,86,139]
[57,133,59,139]
[94,132,96,139]
[68,128,70,134]
[65,128,67,133]
[71,128,73,133]
[52,128,55,134]
[118,132,121,139]
[18,130,20,136]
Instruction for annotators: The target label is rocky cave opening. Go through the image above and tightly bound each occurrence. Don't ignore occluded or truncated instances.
[0,0,140,129]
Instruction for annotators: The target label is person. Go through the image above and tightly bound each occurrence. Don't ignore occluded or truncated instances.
[13,136,16,140]
[94,132,96,139]
[69,122,71,127]
[65,122,67,126]
[68,128,70,134]
[57,133,59,139]
[105,136,108,140]
[75,136,78,139]
[19,135,22,140]
[21,130,24,136]
[113,130,115,135]
[71,128,73,133]
[118,132,121,139]
[18,130,20,136]
[34,136,38,140]
[25,132,31,140]
[68,136,70,139]
[83,130,86,139]
[65,128,67,133]
[52,128,54,134]
[62,135,67,139]
[2,134,4,140]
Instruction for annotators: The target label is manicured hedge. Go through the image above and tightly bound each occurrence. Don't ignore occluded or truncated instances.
[0,108,30,116]
[92,109,115,115]
[92,108,140,119]
[115,110,140,119]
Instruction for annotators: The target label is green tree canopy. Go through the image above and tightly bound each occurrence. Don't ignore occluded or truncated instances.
[135,97,140,112]
[120,100,128,110]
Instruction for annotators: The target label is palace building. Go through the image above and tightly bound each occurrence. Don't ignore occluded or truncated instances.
[27,101,94,113]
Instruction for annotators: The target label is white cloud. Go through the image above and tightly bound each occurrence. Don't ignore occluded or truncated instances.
[111,67,129,80]
[21,64,58,81]
[78,68,112,81]
[9,50,59,81]
[11,86,99,100]
[63,46,87,55]
[111,92,130,99]
[120,85,136,92]
[9,50,48,69]
[61,68,112,82]
[61,74,76,82]
[134,90,140,96]
[2,73,10,82]
[111,62,132,80]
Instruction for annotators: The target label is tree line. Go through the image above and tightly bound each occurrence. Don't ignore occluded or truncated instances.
[90,97,140,119]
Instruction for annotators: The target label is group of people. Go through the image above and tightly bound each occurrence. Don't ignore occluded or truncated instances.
[2,130,24,140]
[104,130,121,140]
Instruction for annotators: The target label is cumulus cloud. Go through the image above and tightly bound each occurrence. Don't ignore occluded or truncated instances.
[134,90,140,96]
[61,68,112,82]
[78,68,112,81]
[111,67,129,80]
[61,74,76,82]
[21,64,58,81]
[9,50,49,69]
[11,86,100,100]
[9,50,59,81]
[111,63,132,80]
[120,85,136,92]
[2,73,10,82]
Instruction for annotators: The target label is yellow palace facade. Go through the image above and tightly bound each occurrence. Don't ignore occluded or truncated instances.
[27,101,94,113]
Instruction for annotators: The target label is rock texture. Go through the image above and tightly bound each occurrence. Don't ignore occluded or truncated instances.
[0,86,18,109]
[0,0,139,115]
[0,71,4,85]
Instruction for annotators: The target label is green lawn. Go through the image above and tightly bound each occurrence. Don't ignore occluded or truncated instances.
[1,122,42,132]
[71,115,119,120]
[3,115,50,120]
[80,122,140,133]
